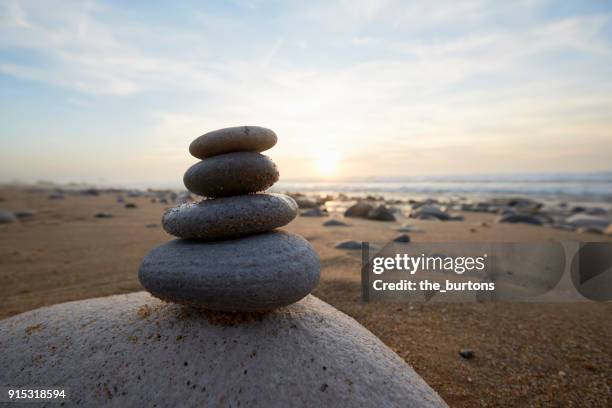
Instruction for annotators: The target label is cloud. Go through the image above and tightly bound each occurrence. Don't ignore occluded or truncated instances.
[1,0,611,181]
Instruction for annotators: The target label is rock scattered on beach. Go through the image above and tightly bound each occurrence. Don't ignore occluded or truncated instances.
[0,292,447,408]
[496,214,543,226]
[565,213,610,230]
[344,202,396,221]
[410,205,451,221]
[335,240,363,250]
[323,219,349,227]
[94,212,113,218]
[345,202,374,218]
[0,210,18,224]
[393,234,411,243]
[301,207,327,217]
[14,209,36,219]
[367,205,396,221]
[584,207,607,215]
[459,349,475,359]
[291,195,320,209]
[125,203,138,209]
[141,126,319,311]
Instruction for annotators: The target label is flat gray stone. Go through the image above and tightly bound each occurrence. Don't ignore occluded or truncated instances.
[323,219,349,227]
[334,240,362,250]
[565,213,610,230]
[14,209,36,219]
[189,126,277,159]
[393,234,411,243]
[139,231,319,311]
[184,152,279,197]
[162,194,298,240]
[0,210,17,224]
[496,214,543,226]
[0,292,447,407]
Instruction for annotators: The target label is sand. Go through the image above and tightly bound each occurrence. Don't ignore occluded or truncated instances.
[0,187,610,407]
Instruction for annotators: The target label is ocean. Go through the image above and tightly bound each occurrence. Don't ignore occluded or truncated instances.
[270,172,612,203]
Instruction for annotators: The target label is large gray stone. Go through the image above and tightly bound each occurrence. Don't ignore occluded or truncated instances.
[367,205,396,221]
[344,202,374,218]
[410,205,451,221]
[0,292,447,407]
[189,126,277,159]
[184,152,279,197]
[162,193,298,240]
[139,231,320,311]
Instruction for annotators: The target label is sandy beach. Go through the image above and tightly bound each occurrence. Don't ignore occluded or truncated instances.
[1,186,610,407]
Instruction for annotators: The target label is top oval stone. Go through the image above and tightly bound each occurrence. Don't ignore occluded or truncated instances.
[189,126,277,159]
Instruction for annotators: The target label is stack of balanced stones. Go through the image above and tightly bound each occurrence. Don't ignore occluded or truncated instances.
[139,126,320,312]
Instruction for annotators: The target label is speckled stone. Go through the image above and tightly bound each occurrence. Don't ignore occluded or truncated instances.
[139,231,320,311]
[0,292,447,407]
[184,152,279,197]
[189,126,277,159]
[162,194,298,240]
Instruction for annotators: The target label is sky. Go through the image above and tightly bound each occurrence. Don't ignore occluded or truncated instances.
[1,0,612,187]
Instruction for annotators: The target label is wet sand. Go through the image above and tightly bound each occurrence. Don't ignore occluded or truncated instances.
[0,187,610,407]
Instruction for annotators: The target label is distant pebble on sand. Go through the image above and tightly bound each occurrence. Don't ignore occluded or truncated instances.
[0,210,18,224]
[393,234,411,243]
[14,209,36,219]
[367,205,396,221]
[323,219,349,227]
[565,213,610,230]
[496,214,543,226]
[335,240,362,250]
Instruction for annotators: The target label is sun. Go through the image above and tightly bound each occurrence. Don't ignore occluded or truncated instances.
[314,151,340,177]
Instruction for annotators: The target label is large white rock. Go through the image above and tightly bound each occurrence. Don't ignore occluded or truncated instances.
[0,292,446,407]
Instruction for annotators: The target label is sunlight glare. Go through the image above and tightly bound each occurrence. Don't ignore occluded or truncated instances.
[314,151,340,177]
